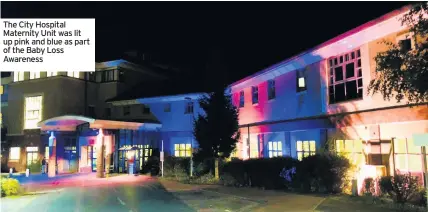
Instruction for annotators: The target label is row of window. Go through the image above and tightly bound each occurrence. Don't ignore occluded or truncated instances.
[13,70,124,83]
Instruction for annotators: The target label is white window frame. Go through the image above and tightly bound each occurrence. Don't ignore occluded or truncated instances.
[328,49,363,104]
[24,95,43,129]
[268,141,282,158]
[14,72,25,82]
[174,143,191,157]
[9,147,20,161]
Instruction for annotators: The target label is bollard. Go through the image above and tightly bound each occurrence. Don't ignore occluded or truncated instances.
[351,179,358,196]
[26,168,30,177]
[9,168,13,176]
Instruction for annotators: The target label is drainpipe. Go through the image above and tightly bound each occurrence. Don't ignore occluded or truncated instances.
[247,124,250,159]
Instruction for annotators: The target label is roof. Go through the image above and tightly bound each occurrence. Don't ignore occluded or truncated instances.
[228,4,411,89]
[106,78,211,102]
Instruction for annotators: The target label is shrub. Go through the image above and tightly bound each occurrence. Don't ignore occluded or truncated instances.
[190,173,219,185]
[28,160,42,174]
[163,156,190,182]
[1,177,20,197]
[221,157,298,189]
[379,173,424,206]
[293,153,351,193]
[379,176,393,196]
[220,173,238,187]
[141,148,160,176]
[363,178,376,196]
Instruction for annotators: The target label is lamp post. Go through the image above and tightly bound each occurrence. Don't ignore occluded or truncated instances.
[185,97,194,177]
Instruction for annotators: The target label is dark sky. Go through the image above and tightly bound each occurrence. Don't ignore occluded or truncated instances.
[1,1,410,88]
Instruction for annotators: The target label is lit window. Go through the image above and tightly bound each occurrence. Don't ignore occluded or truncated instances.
[9,147,20,160]
[251,86,258,104]
[26,147,38,152]
[335,140,364,166]
[296,70,307,92]
[47,72,57,77]
[164,103,171,112]
[239,91,244,108]
[67,71,80,78]
[29,72,40,80]
[394,138,422,172]
[0,85,3,95]
[14,72,25,82]
[174,143,191,157]
[328,49,362,104]
[268,141,282,158]
[296,140,316,161]
[249,138,259,158]
[267,79,276,100]
[0,113,2,126]
[24,96,43,129]
[185,102,193,114]
[26,146,39,166]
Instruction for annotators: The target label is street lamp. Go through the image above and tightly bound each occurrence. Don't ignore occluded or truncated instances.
[185,97,194,177]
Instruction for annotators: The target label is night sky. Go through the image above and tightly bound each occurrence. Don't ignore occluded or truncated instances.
[1,1,410,89]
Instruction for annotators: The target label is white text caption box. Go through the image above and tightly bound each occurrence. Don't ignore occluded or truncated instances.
[1,19,95,72]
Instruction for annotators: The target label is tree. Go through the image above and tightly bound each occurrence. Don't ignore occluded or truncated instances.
[193,86,240,179]
[368,3,428,103]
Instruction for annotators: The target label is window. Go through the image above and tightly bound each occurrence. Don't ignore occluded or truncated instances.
[104,107,111,118]
[0,85,2,95]
[67,71,80,78]
[394,138,422,172]
[24,96,43,129]
[164,103,171,112]
[185,102,193,114]
[14,72,25,82]
[268,141,282,158]
[335,140,364,166]
[142,105,150,114]
[140,144,152,164]
[296,70,307,92]
[29,72,40,80]
[399,39,412,52]
[88,106,95,118]
[174,143,191,157]
[102,70,116,82]
[239,91,244,108]
[251,86,258,104]
[86,72,96,82]
[328,49,363,104]
[123,106,130,116]
[296,140,316,161]
[9,147,20,161]
[47,72,57,77]
[267,79,276,100]
[26,146,39,166]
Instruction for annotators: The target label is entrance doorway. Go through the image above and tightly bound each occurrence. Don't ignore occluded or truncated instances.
[26,146,39,167]
[88,146,106,172]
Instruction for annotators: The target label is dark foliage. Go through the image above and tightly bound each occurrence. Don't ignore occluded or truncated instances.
[379,173,426,206]
[368,2,428,103]
[293,153,351,193]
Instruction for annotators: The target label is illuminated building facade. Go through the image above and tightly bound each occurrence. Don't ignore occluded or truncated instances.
[228,5,428,190]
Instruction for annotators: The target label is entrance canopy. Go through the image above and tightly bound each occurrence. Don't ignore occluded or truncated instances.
[37,115,162,132]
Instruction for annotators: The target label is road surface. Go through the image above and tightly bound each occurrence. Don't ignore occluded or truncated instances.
[1,175,196,212]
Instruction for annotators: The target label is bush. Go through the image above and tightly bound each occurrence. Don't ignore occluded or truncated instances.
[28,160,42,174]
[163,156,190,182]
[379,173,425,206]
[141,149,160,176]
[190,173,219,185]
[221,157,298,189]
[1,177,20,197]
[220,173,238,187]
[293,153,351,193]
[363,178,376,196]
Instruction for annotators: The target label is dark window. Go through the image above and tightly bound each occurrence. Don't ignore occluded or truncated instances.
[142,105,150,114]
[104,108,111,118]
[328,49,363,104]
[164,103,171,112]
[334,67,343,81]
[239,91,244,108]
[267,79,276,100]
[185,102,193,114]
[346,63,355,78]
[251,86,258,104]
[123,106,130,116]
[118,69,125,82]
[399,39,412,52]
[88,106,95,118]
[1,72,11,78]
[296,70,307,92]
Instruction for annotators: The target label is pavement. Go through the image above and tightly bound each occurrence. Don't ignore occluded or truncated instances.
[0,173,405,212]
